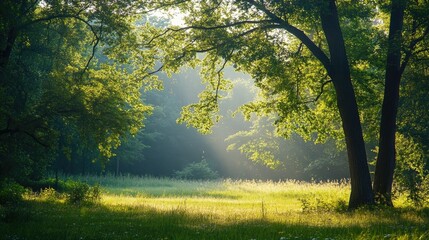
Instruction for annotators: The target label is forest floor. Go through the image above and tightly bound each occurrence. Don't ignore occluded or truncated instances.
[1,176,428,240]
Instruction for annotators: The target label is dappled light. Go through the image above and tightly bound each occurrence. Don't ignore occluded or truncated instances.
[2,177,429,239]
[1,0,429,239]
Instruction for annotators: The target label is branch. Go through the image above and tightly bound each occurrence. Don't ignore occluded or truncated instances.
[20,13,84,30]
[144,24,277,81]
[0,123,49,148]
[295,42,304,56]
[141,51,187,80]
[414,47,429,55]
[191,25,279,52]
[19,13,102,77]
[81,21,102,78]
[245,0,332,75]
[400,25,429,75]
[214,51,233,102]
[301,78,332,104]
[146,19,274,45]
[23,131,50,148]
[144,64,165,78]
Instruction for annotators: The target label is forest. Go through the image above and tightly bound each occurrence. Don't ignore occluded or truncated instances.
[1,0,429,239]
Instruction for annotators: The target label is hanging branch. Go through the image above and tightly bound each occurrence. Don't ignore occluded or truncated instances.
[214,50,233,102]
[301,76,332,104]
[143,25,277,82]
[81,21,103,78]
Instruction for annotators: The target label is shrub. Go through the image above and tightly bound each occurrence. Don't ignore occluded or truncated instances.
[67,181,89,204]
[39,187,58,202]
[0,180,26,205]
[299,197,331,212]
[86,183,101,203]
[174,159,218,180]
[0,180,28,222]
[66,181,101,205]
[393,134,429,206]
[298,194,347,212]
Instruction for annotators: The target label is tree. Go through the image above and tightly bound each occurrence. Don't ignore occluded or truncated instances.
[0,0,155,181]
[146,0,428,208]
[374,0,429,206]
[148,0,374,208]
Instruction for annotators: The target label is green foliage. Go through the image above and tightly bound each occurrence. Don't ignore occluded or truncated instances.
[0,180,26,205]
[146,0,429,208]
[174,159,218,180]
[146,0,379,143]
[227,116,285,169]
[227,115,349,180]
[395,48,429,206]
[87,183,102,203]
[39,187,58,202]
[66,181,101,205]
[145,1,381,185]
[66,181,89,205]
[0,180,29,223]
[299,195,348,213]
[393,134,428,206]
[0,0,158,182]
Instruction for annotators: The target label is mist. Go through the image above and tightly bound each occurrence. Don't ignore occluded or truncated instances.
[98,66,351,181]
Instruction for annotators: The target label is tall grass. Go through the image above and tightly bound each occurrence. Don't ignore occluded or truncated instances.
[2,175,428,240]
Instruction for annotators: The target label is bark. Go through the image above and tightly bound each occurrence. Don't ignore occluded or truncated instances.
[320,0,374,209]
[373,0,406,206]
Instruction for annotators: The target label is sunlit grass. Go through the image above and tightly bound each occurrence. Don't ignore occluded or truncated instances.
[2,176,428,240]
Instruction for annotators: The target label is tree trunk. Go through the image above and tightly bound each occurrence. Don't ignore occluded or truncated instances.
[320,0,374,209]
[0,28,18,72]
[373,0,405,206]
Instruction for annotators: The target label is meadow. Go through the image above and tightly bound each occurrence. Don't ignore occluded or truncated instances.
[1,176,428,240]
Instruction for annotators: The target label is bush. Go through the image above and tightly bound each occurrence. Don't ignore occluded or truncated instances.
[0,180,28,222]
[394,134,429,206]
[86,183,101,203]
[0,180,26,205]
[66,181,101,205]
[174,159,218,180]
[67,181,89,204]
[39,187,59,202]
[298,194,348,212]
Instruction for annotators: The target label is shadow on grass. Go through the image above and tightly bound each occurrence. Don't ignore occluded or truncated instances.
[1,200,428,240]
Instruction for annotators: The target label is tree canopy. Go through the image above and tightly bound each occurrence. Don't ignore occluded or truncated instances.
[0,0,154,181]
[146,0,429,208]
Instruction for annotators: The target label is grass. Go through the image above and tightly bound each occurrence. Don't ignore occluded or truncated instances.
[1,176,428,240]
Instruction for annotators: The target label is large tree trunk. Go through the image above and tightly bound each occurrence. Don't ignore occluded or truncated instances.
[373,0,405,206]
[0,28,18,69]
[320,0,374,209]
